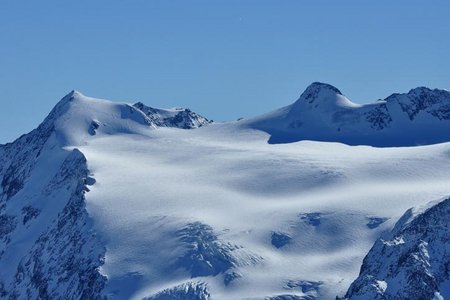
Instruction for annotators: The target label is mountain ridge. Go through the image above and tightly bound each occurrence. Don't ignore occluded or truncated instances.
[3,82,450,148]
[244,82,450,146]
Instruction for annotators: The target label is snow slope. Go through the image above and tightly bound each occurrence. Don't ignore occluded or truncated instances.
[2,85,450,299]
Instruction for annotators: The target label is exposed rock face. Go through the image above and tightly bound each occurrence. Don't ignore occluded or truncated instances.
[133,102,211,129]
[174,221,262,288]
[143,281,210,300]
[7,150,106,300]
[299,82,343,105]
[364,104,392,130]
[175,222,237,277]
[390,87,450,121]
[271,231,292,248]
[0,214,17,243]
[345,198,450,300]
[0,147,106,299]
[0,105,55,200]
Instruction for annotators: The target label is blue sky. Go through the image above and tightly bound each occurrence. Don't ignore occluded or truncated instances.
[1,1,449,143]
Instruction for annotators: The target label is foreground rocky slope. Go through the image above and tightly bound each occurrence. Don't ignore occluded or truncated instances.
[345,197,450,299]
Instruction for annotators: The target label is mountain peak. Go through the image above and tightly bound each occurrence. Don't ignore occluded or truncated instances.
[68,89,83,97]
[299,82,343,103]
[62,90,83,101]
[291,82,356,111]
[307,82,342,93]
[290,82,356,112]
[52,90,84,114]
[247,82,450,146]
[408,86,432,94]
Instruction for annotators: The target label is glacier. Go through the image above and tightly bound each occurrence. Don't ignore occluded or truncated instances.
[2,83,450,299]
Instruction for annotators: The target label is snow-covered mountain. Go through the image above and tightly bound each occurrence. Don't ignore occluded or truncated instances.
[2,84,450,299]
[246,82,450,146]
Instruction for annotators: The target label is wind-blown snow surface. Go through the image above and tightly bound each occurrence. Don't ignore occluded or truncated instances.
[81,127,450,300]
[3,86,450,299]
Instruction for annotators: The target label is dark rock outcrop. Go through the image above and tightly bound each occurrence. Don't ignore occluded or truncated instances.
[133,102,211,129]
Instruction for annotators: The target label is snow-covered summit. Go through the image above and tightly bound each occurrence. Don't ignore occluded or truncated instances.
[38,90,152,146]
[303,82,343,94]
[20,90,213,148]
[245,82,450,146]
[289,82,361,114]
[296,82,344,104]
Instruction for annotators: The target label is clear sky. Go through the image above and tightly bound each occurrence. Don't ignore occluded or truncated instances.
[1,1,449,143]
